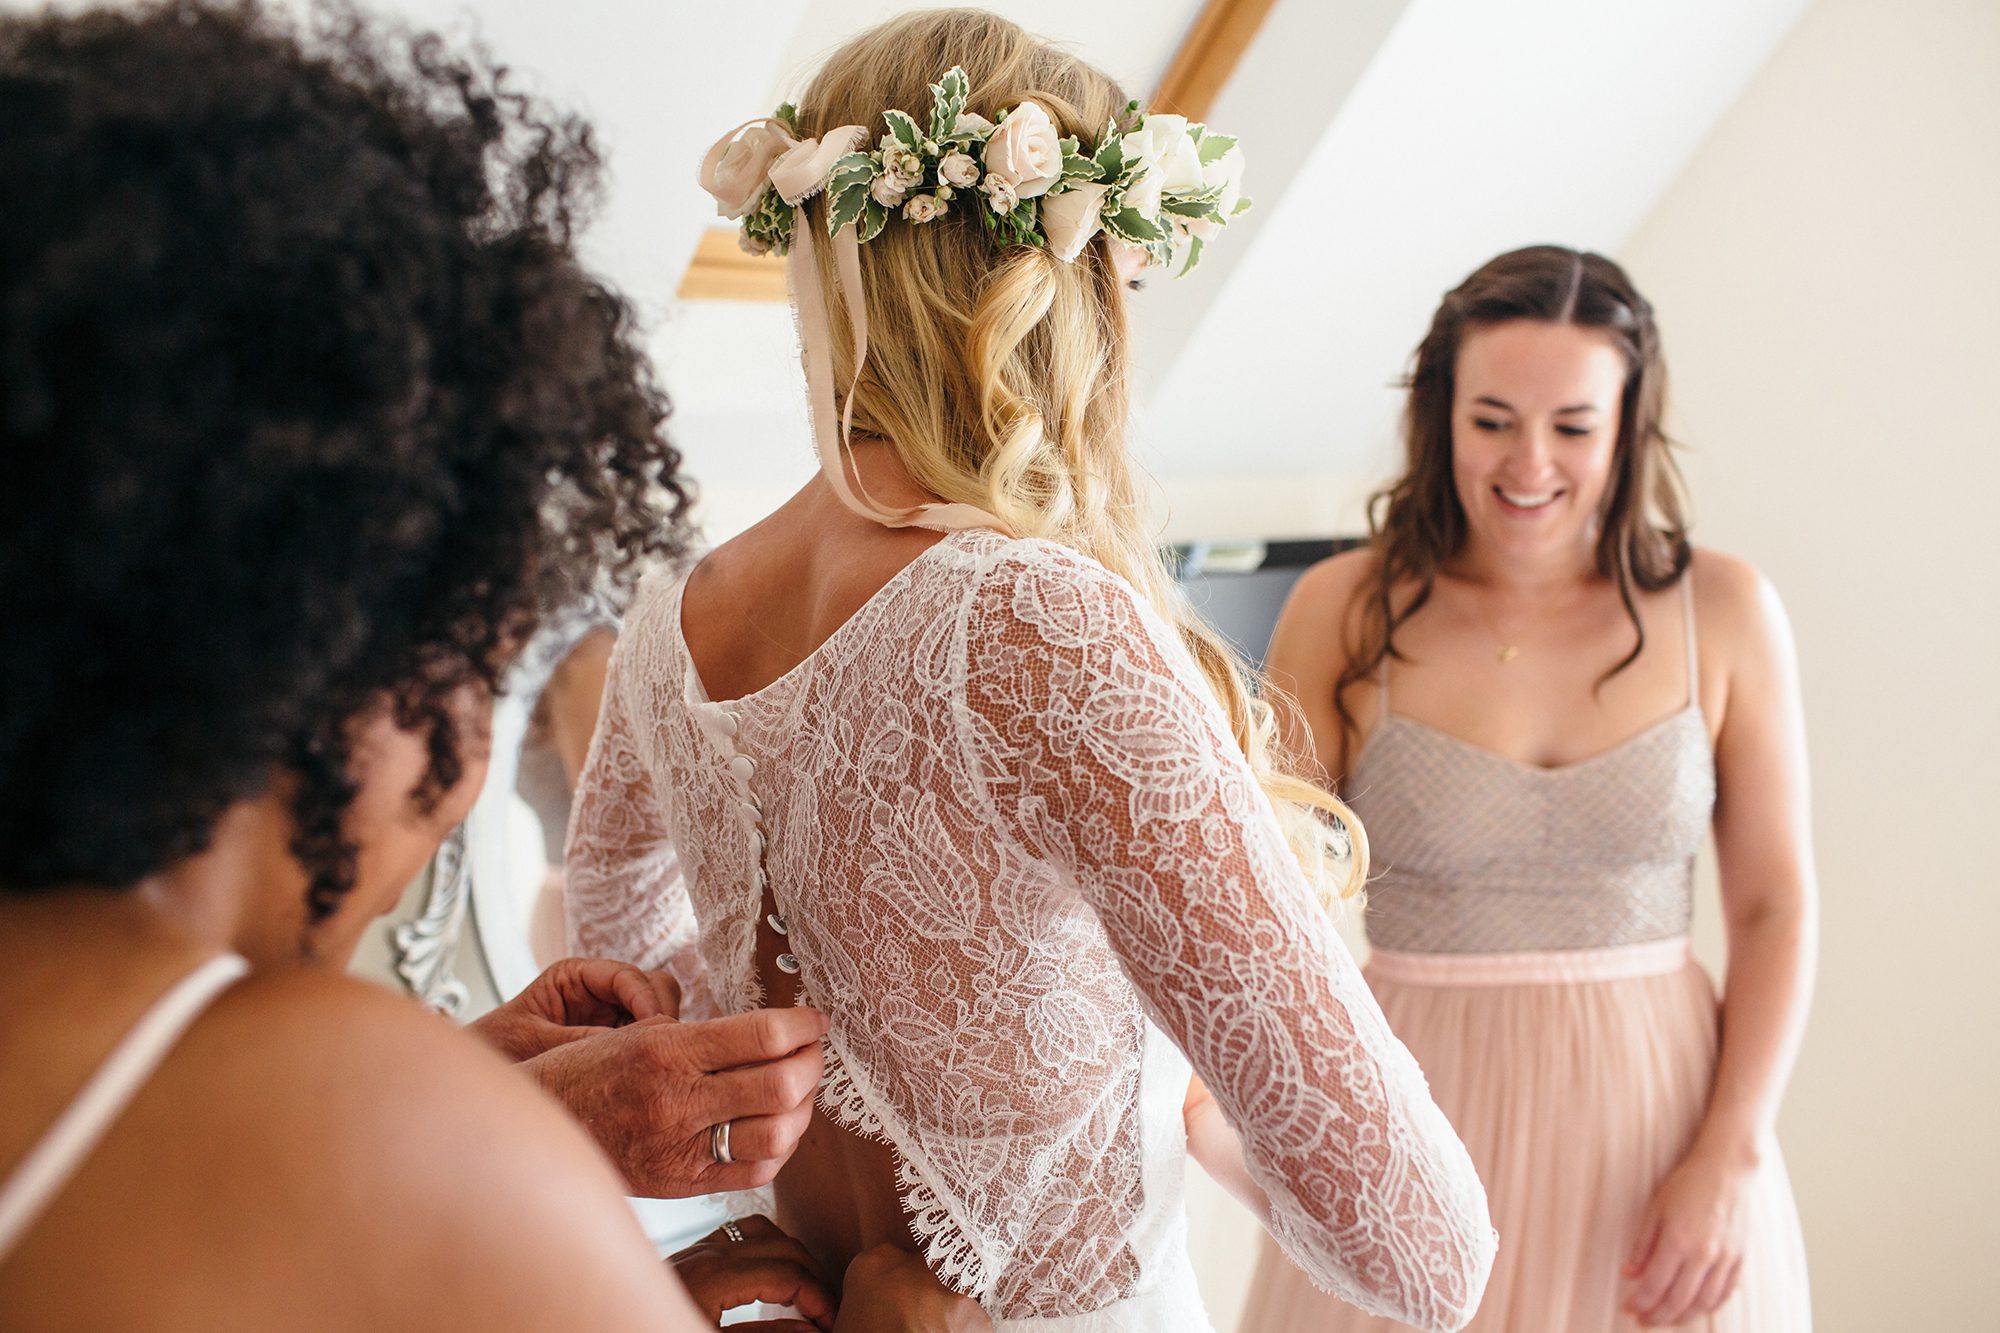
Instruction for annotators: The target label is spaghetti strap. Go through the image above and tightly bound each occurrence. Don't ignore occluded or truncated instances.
[0,952,249,1260]
[1679,576,1699,708]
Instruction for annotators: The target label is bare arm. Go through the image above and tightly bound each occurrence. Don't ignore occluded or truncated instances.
[1626,558,1818,1325]
[1265,552,1376,787]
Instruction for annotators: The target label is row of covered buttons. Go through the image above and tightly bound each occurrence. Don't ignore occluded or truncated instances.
[687,672,798,977]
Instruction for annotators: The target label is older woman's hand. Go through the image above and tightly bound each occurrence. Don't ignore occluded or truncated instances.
[470,956,682,1063]
[521,1007,827,1197]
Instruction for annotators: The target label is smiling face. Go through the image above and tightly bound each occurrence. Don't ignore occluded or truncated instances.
[1449,319,1631,573]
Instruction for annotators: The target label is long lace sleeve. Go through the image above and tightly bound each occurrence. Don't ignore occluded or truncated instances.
[955,545,1496,1331]
[564,624,717,1022]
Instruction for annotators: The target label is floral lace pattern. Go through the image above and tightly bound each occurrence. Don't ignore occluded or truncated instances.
[566,530,1494,1328]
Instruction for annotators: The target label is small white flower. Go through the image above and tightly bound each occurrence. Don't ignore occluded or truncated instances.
[954,112,995,136]
[738,229,775,257]
[939,150,981,188]
[870,176,907,208]
[882,147,925,192]
[984,176,1019,215]
[935,184,956,202]
[903,193,946,223]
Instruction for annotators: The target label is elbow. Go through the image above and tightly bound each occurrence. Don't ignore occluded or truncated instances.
[1423,1217,1498,1332]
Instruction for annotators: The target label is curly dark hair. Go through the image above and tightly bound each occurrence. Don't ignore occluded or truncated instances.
[0,0,690,919]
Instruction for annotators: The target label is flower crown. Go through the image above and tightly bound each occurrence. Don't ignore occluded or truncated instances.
[703,67,1251,278]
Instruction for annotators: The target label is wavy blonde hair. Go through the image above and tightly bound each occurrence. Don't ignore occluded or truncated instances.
[796,8,1364,899]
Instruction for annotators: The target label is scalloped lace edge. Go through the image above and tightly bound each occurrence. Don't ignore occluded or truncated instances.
[814,1035,999,1302]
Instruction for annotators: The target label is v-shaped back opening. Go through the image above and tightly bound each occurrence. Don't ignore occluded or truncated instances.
[676,528,985,706]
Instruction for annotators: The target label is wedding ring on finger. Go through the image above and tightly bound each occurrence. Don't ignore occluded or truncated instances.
[709,1119,734,1166]
[720,1219,745,1244]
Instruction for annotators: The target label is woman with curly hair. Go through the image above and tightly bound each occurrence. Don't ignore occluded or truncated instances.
[0,3,970,1328]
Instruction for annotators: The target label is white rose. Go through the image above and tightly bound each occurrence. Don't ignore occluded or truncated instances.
[954,112,995,136]
[870,175,907,208]
[881,147,925,192]
[1121,166,1164,220]
[939,151,981,188]
[1040,184,1108,263]
[703,123,790,220]
[982,100,1062,200]
[903,194,946,223]
[984,175,1019,215]
[1118,114,1203,196]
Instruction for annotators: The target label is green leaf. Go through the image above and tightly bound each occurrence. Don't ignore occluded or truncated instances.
[774,102,800,131]
[1061,152,1100,182]
[882,109,924,152]
[1104,208,1166,245]
[1196,133,1238,165]
[1162,196,1220,219]
[928,66,969,142]
[828,161,878,198]
[860,197,889,243]
[1231,195,1254,217]
[826,182,869,236]
[1092,134,1125,180]
[1178,233,1206,278]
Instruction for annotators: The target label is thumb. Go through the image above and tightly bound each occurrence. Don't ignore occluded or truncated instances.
[1625,1208,1663,1277]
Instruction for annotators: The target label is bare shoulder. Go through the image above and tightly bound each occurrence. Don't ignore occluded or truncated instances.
[1287,546,1377,613]
[1271,548,1377,664]
[1688,546,1793,645]
[119,970,687,1330]
[1686,547,1799,698]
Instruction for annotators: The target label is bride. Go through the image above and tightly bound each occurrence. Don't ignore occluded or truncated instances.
[567,10,1495,1330]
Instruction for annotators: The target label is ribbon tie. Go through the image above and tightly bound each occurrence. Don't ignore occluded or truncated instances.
[698,119,1006,535]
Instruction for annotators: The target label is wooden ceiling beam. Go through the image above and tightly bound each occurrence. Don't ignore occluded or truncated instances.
[1151,0,1279,124]
[675,0,1280,303]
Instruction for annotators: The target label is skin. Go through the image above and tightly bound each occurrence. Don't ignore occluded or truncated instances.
[1265,319,1818,1327]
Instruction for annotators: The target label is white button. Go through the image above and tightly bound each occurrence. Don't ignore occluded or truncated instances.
[747,829,765,860]
[775,953,801,975]
[729,755,755,784]
[766,912,788,935]
[716,711,739,738]
[739,800,761,823]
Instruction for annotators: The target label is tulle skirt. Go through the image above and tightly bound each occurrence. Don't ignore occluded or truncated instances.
[1237,941,1810,1332]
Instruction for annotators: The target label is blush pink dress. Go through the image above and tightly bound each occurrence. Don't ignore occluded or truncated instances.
[1238,584,1810,1332]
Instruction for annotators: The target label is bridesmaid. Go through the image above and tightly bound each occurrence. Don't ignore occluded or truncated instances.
[1240,246,1814,1331]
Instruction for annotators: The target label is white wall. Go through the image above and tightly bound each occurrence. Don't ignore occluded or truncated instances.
[1618,0,2000,1325]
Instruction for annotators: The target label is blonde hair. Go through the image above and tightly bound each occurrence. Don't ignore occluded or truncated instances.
[797,9,1365,899]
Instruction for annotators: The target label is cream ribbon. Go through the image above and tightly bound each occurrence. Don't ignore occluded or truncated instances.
[699,119,1006,535]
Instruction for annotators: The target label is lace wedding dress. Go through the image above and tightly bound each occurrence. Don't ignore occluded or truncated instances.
[567,528,1495,1331]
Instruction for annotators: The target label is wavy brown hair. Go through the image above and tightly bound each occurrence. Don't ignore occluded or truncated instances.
[1331,245,1691,768]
